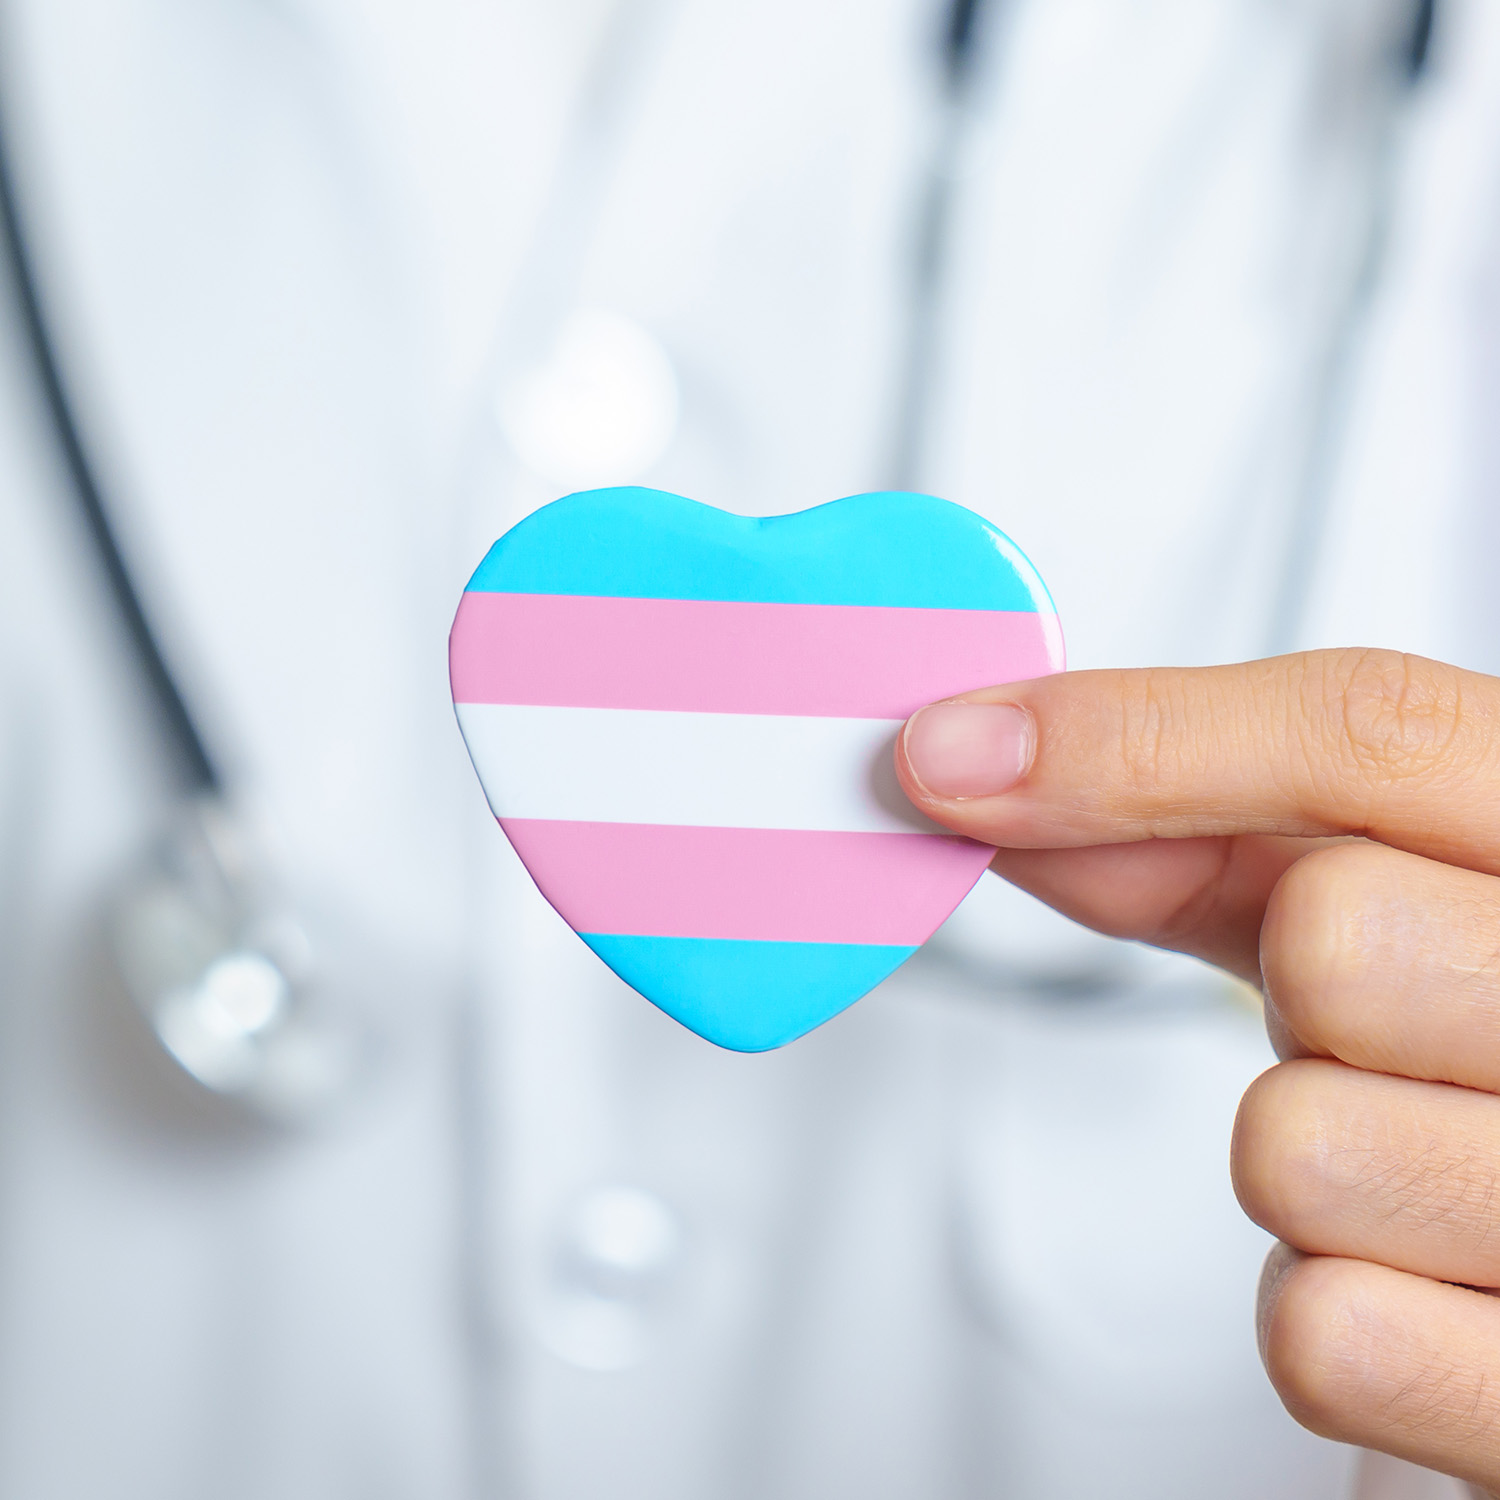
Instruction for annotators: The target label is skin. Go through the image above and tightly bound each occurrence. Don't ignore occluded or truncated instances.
[894,649,1500,1493]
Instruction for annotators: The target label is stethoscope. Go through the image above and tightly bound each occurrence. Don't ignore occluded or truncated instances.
[0,42,364,1121]
[0,0,1441,1120]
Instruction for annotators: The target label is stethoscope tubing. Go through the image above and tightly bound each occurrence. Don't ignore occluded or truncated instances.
[0,28,221,794]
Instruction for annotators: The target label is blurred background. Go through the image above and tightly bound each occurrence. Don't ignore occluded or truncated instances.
[0,1,1494,1496]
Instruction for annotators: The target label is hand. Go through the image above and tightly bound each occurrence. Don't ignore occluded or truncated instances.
[896,649,1500,1493]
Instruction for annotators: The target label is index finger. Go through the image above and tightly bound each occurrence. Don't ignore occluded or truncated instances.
[895,649,1500,872]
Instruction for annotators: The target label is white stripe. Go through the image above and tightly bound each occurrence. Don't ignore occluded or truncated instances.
[455,704,950,835]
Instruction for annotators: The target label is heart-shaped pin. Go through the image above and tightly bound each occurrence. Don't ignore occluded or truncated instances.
[450,487,1063,1051]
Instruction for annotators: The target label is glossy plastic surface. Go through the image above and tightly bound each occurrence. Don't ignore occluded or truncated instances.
[450,486,1064,1050]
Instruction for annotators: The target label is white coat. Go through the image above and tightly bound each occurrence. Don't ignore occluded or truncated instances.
[0,1,1494,1496]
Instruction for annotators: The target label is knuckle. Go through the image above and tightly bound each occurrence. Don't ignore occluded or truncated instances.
[1231,1063,1326,1233]
[1112,667,1256,814]
[1332,1133,1500,1252]
[1266,1258,1497,1447]
[1261,843,1389,1046]
[1232,1064,1500,1260]
[1374,1356,1499,1449]
[1115,669,1194,796]
[1261,1255,1371,1436]
[1310,650,1467,804]
[1263,1066,1500,1259]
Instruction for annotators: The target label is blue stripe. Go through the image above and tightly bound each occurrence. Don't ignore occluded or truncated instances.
[579,933,918,1052]
[465,487,1052,613]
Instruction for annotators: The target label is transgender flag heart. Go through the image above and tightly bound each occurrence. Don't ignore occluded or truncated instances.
[449,487,1063,1051]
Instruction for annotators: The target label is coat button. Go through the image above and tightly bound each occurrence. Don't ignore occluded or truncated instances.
[497,309,679,491]
[540,1185,684,1372]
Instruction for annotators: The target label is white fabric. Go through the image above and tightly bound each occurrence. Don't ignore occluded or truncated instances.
[0,0,1495,1496]
[1353,1450,1477,1499]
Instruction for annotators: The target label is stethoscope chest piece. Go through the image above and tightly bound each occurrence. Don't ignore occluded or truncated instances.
[111,798,365,1123]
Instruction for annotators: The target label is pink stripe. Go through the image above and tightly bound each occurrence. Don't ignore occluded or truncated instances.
[451,593,1064,719]
[500,819,994,946]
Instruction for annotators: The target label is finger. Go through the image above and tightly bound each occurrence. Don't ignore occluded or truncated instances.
[895,650,1500,873]
[1258,1245,1500,1489]
[1234,1060,1500,1289]
[1261,842,1500,1093]
[987,834,1313,986]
